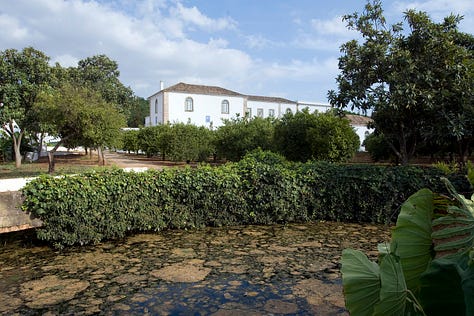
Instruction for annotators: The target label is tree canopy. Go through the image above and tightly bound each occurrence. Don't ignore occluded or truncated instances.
[214,115,275,161]
[274,108,359,162]
[0,47,52,167]
[328,0,474,164]
[35,83,126,172]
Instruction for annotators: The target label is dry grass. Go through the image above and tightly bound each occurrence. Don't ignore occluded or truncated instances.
[0,153,106,179]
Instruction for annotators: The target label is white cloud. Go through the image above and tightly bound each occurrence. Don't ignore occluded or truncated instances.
[311,15,350,37]
[393,0,474,14]
[171,2,236,32]
[0,0,252,98]
[292,15,358,51]
[51,54,79,67]
[245,34,276,50]
[391,0,474,31]
[0,14,30,41]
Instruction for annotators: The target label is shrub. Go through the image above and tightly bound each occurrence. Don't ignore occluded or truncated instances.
[21,151,472,248]
[214,116,275,161]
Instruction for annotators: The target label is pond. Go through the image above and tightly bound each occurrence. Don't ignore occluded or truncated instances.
[0,221,390,315]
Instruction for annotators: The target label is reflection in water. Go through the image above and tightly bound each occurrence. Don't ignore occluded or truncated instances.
[0,221,390,315]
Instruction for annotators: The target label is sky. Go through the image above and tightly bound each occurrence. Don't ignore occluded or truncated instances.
[0,0,473,104]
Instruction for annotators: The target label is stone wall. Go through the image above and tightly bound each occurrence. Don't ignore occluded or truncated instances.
[0,191,42,234]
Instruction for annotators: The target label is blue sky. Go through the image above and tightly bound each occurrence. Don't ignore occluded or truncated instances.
[0,0,473,104]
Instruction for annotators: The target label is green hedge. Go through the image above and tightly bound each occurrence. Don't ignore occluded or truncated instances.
[21,151,472,248]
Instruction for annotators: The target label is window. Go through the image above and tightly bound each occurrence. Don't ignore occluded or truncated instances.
[185,97,193,112]
[257,108,264,118]
[221,100,229,114]
[268,109,275,117]
[246,108,252,117]
[154,99,158,114]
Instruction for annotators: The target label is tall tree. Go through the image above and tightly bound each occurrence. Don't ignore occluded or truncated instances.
[328,0,473,164]
[0,47,51,167]
[127,96,149,127]
[74,55,138,125]
[35,83,126,172]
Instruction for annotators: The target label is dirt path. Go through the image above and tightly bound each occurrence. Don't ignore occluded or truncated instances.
[104,151,166,170]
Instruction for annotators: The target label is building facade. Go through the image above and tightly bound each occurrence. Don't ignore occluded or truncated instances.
[145,82,331,128]
[144,82,372,151]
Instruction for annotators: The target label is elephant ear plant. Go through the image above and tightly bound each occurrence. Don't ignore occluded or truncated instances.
[341,178,474,316]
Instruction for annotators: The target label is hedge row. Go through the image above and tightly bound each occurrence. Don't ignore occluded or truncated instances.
[21,150,472,248]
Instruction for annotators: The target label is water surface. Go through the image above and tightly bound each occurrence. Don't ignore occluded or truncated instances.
[0,221,390,315]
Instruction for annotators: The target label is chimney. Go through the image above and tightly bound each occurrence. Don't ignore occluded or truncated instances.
[160,81,164,91]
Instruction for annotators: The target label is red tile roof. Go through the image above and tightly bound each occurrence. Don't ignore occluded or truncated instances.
[162,82,242,97]
[344,114,373,126]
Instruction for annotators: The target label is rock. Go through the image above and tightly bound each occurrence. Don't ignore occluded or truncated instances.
[264,299,298,314]
[20,275,89,309]
[293,279,345,308]
[0,293,22,312]
[150,262,211,282]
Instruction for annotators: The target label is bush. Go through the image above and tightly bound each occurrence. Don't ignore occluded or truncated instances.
[21,151,472,248]
[363,132,393,162]
[274,109,359,162]
[214,116,275,161]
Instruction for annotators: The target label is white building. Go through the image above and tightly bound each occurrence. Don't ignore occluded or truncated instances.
[145,82,372,151]
[145,82,331,128]
[344,114,374,151]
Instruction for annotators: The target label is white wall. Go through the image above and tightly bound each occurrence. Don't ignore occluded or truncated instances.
[148,92,164,126]
[246,101,297,118]
[297,103,331,114]
[167,93,245,128]
[353,125,373,151]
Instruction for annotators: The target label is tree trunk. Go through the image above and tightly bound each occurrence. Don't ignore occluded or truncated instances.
[47,141,64,174]
[47,151,56,174]
[9,121,23,169]
[458,139,470,166]
[36,132,45,159]
[97,146,106,166]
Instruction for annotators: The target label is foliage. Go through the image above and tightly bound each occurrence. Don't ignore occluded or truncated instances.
[214,115,275,161]
[35,83,126,171]
[307,111,359,162]
[230,149,308,224]
[432,161,461,175]
[136,124,213,162]
[137,125,163,157]
[468,161,474,186]
[0,47,52,168]
[127,96,149,128]
[73,55,138,124]
[22,150,472,248]
[273,108,318,162]
[121,129,140,154]
[329,0,474,164]
[274,109,359,162]
[341,180,474,315]
[363,132,393,162]
[167,123,213,162]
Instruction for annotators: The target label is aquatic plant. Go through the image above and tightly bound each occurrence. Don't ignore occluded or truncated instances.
[341,178,474,315]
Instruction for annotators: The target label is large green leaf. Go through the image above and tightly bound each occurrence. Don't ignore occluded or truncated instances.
[374,253,408,315]
[432,179,474,257]
[419,180,474,315]
[391,188,434,291]
[341,248,381,316]
[419,254,473,316]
